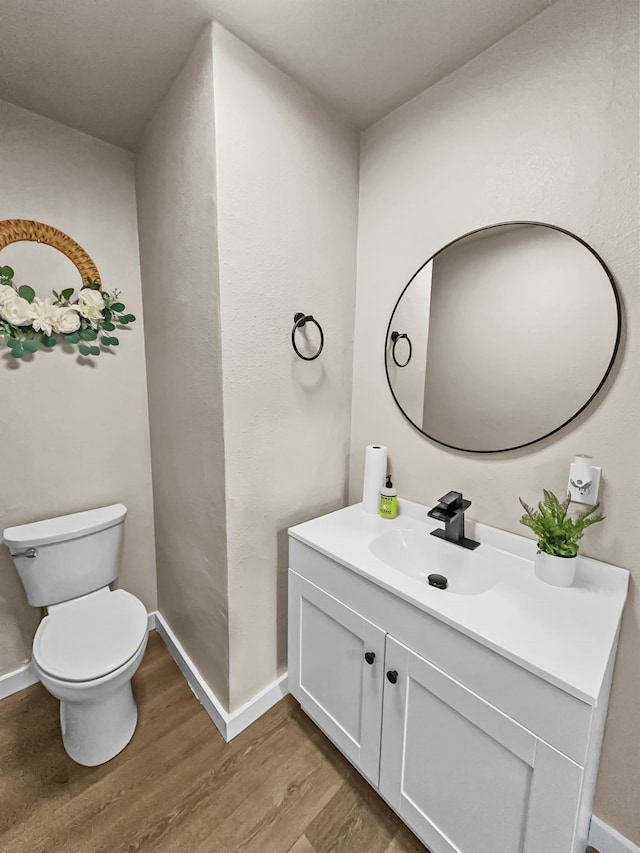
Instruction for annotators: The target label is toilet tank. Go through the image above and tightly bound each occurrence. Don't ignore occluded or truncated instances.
[3,504,127,607]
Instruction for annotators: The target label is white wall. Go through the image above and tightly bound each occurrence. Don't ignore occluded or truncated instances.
[212,24,360,710]
[135,23,359,714]
[351,0,639,841]
[0,99,157,676]
[135,29,230,707]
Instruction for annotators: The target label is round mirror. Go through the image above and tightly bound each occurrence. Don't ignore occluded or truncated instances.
[385,222,621,452]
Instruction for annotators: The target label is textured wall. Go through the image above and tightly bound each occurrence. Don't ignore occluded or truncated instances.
[135,29,230,707]
[351,0,639,841]
[0,99,157,675]
[212,24,360,711]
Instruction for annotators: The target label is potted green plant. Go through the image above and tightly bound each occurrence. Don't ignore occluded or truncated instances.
[518,489,604,587]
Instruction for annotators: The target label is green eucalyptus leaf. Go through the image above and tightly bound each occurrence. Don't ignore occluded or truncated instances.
[18,285,35,303]
[109,336,119,346]
[103,321,115,331]
[111,302,125,312]
[79,344,91,356]
[42,335,57,348]
[79,329,98,341]
[64,333,80,344]
[126,314,136,322]
[22,339,39,353]
[0,265,14,278]
[10,346,24,358]
[89,345,100,356]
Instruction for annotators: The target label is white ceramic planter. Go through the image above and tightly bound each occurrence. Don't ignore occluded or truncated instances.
[534,551,577,588]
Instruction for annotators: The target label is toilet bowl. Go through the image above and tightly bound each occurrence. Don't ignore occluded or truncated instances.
[32,587,148,765]
[3,504,148,766]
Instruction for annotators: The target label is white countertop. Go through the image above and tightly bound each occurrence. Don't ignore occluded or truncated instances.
[289,499,629,705]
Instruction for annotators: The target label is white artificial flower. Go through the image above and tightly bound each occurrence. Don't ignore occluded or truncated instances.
[0,284,17,306]
[77,288,105,324]
[31,298,61,337]
[0,296,34,326]
[53,305,81,335]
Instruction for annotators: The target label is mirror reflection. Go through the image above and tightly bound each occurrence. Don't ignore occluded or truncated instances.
[386,223,620,452]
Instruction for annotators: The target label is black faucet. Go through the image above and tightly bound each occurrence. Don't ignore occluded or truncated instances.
[427,491,480,550]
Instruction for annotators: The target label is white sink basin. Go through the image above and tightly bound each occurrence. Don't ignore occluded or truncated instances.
[370,528,500,595]
[289,499,630,703]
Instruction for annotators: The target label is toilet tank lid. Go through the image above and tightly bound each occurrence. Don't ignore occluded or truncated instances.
[3,504,127,549]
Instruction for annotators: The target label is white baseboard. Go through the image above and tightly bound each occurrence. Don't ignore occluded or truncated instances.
[0,660,39,700]
[225,669,289,741]
[1,609,288,742]
[153,611,228,737]
[590,816,640,853]
[152,611,288,742]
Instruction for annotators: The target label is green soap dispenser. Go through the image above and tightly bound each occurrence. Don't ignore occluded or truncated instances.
[379,474,398,519]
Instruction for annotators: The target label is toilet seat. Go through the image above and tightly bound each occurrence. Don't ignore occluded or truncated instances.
[33,589,148,683]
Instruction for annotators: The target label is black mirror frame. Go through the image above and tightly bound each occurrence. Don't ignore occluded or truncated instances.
[384,221,622,453]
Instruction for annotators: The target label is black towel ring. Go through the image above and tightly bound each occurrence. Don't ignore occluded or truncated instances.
[391,331,412,367]
[292,312,324,361]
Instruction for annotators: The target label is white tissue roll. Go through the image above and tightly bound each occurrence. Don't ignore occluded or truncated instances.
[362,445,388,514]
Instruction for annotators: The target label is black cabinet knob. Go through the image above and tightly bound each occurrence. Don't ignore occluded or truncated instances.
[364,652,376,665]
[386,670,398,684]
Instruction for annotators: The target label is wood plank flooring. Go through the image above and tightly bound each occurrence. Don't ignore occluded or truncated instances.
[0,631,427,853]
[0,632,604,853]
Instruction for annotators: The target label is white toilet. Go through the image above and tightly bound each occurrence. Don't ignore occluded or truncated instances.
[3,504,148,766]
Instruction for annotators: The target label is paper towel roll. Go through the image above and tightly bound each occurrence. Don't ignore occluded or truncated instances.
[362,445,388,514]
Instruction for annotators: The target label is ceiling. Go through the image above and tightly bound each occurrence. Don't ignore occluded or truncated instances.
[0,0,555,150]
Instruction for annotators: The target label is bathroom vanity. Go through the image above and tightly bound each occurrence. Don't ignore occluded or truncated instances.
[287,500,628,853]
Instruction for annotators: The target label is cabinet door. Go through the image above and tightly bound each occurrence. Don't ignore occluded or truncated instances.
[288,570,386,785]
[380,636,584,853]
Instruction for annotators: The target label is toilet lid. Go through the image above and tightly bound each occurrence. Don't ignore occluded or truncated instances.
[33,590,148,682]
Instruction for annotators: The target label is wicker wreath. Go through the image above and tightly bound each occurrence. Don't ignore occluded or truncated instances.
[0,219,101,288]
[0,219,136,359]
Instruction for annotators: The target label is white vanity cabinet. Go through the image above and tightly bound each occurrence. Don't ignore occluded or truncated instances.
[288,570,385,785]
[288,506,628,853]
[379,635,583,853]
